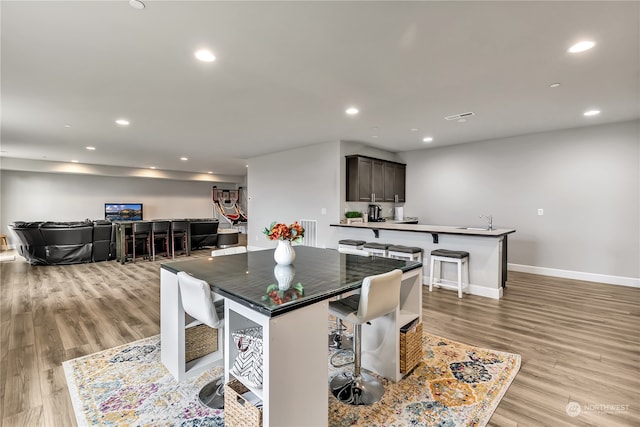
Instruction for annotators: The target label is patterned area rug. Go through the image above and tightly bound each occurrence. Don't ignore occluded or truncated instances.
[63,333,520,427]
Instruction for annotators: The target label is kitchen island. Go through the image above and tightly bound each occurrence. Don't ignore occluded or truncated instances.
[331,222,515,299]
[160,247,423,426]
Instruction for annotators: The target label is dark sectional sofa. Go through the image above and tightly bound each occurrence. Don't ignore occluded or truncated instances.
[9,220,104,265]
[9,218,220,265]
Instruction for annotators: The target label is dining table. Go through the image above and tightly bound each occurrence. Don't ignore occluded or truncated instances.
[160,246,423,427]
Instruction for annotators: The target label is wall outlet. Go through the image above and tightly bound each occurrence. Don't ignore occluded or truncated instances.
[321,207,327,215]
[538,208,544,216]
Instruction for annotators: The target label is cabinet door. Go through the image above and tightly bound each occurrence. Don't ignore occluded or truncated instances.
[371,159,384,202]
[383,163,397,202]
[395,164,406,202]
[346,156,373,202]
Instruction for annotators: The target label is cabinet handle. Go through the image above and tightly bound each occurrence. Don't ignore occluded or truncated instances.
[394,195,398,203]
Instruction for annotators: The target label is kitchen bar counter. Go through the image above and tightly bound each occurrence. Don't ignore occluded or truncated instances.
[331,222,516,299]
[332,221,515,241]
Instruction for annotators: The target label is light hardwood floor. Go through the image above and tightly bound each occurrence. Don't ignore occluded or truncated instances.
[1,250,638,426]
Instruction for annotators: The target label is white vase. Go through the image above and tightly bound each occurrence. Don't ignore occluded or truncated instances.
[274,264,296,290]
[274,240,296,265]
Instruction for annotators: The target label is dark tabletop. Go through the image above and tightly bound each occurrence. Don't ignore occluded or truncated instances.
[162,246,422,317]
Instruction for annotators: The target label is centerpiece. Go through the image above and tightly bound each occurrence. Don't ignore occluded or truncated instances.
[263,221,305,265]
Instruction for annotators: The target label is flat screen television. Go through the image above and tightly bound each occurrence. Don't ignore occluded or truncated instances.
[105,203,143,221]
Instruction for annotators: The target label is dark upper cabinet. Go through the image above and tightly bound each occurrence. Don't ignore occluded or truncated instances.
[346,155,406,202]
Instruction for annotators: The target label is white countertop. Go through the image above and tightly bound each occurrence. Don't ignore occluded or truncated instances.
[331,221,515,237]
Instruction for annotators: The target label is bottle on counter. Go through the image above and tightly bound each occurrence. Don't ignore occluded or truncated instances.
[362,211,368,223]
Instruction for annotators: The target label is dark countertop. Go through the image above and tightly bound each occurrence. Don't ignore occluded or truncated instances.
[161,246,421,317]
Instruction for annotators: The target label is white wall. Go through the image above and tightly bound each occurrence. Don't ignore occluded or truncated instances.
[247,141,342,249]
[399,119,640,280]
[0,170,240,246]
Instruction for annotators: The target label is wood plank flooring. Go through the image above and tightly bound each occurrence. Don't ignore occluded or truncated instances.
[1,250,638,426]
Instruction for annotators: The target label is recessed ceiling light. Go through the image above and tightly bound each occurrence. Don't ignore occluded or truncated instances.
[180,157,188,161]
[423,137,433,143]
[71,160,79,163]
[207,171,213,174]
[583,109,601,116]
[115,119,130,126]
[410,128,418,132]
[64,124,72,128]
[129,0,145,10]
[195,49,216,62]
[568,40,595,53]
[345,107,359,115]
[85,146,96,151]
[549,83,561,88]
[150,166,156,169]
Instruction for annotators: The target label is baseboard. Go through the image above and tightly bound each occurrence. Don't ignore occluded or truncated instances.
[508,263,640,288]
[422,275,503,300]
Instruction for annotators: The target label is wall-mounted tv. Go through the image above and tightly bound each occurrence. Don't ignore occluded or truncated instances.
[105,203,143,221]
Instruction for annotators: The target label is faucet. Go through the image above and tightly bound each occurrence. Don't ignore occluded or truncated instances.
[480,214,493,231]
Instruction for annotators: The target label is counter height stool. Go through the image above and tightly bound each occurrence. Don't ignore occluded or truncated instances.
[127,221,151,263]
[170,220,190,259]
[151,221,171,261]
[329,269,403,405]
[177,271,226,409]
[338,239,366,254]
[387,245,423,262]
[363,242,390,257]
[429,249,469,298]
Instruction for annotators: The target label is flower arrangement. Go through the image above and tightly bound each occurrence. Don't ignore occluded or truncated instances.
[263,221,305,243]
[262,282,304,306]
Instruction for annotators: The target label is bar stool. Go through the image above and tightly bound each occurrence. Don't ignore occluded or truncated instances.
[363,242,390,257]
[338,239,366,254]
[429,249,469,298]
[387,245,423,262]
[127,221,151,263]
[151,221,170,261]
[177,271,225,409]
[170,220,190,259]
[328,269,403,405]
[217,228,239,248]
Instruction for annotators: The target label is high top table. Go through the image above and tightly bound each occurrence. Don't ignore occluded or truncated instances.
[160,246,423,427]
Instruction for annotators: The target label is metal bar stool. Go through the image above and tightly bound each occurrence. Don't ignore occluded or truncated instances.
[429,249,470,298]
[329,269,403,405]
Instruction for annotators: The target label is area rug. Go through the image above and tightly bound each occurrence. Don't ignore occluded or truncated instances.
[63,333,520,427]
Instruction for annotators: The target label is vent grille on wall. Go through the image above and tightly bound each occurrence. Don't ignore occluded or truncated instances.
[299,219,317,247]
[444,112,475,121]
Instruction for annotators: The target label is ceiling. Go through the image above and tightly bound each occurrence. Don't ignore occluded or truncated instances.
[2,1,639,177]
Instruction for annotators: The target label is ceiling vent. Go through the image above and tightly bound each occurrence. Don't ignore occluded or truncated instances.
[445,112,475,121]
